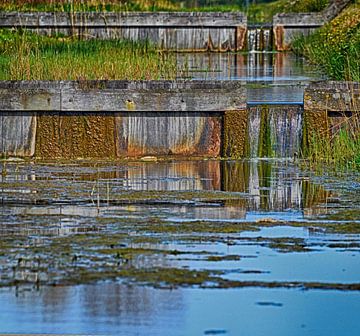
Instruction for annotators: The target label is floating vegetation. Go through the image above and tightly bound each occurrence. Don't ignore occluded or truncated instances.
[0,29,177,80]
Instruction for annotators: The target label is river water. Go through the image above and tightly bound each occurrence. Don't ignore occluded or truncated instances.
[1,159,360,335]
[176,52,325,103]
[1,50,358,335]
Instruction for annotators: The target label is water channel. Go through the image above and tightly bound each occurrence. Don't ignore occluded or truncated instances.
[1,52,359,335]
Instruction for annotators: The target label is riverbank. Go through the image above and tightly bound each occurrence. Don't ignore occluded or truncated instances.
[0,0,328,23]
[291,1,360,170]
[0,29,176,80]
[292,0,360,82]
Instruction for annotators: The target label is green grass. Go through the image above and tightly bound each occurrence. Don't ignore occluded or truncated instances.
[305,113,360,171]
[0,29,177,80]
[0,0,181,12]
[292,1,360,82]
[246,0,329,23]
[0,0,329,22]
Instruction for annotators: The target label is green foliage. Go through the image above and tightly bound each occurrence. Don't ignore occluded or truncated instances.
[246,0,329,23]
[306,114,360,171]
[0,0,180,12]
[0,29,177,80]
[292,3,360,81]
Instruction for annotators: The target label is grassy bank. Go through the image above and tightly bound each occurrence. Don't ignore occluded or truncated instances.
[247,0,329,23]
[0,0,328,22]
[306,115,360,171]
[0,29,177,80]
[292,1,360,82]
[0,0,181,12]
[291,2,360,170]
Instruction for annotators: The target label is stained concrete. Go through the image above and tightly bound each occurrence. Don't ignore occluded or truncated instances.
[303,81,360,150]
[0,12,247,52]
[0,80,245,158]
[273,0,351,50]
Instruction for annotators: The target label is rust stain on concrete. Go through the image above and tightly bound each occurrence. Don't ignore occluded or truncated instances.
[273,25,286,51]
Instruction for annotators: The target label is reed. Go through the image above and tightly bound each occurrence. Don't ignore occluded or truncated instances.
[0,29,177,80]
[305,113,360,171]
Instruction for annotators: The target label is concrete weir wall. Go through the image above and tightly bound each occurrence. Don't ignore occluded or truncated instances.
[0,80,246,158]
[273,0,352,50]
[1,80,358,159]
[0,12,247,51]
[303,81,360,144]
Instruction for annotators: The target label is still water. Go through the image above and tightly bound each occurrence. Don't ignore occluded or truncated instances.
[1,159,360,335]
[176,52,325,103]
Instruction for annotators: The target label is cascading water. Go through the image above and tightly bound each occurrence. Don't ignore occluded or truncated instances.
[247,105,303,158]
[247,27,272,51]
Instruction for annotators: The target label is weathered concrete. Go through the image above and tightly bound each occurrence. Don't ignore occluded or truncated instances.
[303,81,360,150]
[116,112,221,157]
[0,12,247,51]
[0,80,246,112]
[0,80,245,158]
[0,113,36,157]
[273,0,351,50]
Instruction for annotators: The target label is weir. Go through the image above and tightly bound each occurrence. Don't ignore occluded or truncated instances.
[247,25,273,52]
[0,1,350,52]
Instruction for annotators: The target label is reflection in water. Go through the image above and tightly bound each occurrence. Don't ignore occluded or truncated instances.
[176,52,325,102]
[1,285,360,336]
[1,159,359,336]
[1,160,330,221]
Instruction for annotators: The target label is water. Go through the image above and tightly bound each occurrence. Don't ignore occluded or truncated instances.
[247,28,272,52]
[247,105,303,158]
[176,52,325,103]
[1,159,360,334]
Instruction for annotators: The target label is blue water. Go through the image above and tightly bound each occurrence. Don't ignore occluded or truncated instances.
[1,285,360,335]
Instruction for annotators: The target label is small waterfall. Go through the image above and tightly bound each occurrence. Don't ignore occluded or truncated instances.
[247,27,272,51]
[247,105,303,158]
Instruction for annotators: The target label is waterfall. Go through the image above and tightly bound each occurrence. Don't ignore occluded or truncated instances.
[247,27,272,51]
[247,105,303,158]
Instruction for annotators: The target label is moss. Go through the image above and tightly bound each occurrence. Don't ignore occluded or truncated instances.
[223,109,248,158]
[257,106,273,158]
[36,114,117,159]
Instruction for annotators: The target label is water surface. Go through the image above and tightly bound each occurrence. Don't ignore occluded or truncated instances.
[1,159,359,335]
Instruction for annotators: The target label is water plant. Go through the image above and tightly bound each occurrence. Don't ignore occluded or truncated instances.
[0,28,177,80]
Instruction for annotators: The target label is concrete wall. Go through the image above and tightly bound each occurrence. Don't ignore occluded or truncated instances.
[0,12,247,52]
[0,80,246,158]
[303,81,360,148]
[273,0,351,50]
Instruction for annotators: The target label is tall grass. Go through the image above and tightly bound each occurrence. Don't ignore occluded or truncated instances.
[0,0,181,12]
[306,113,360,171]
[0,0,330,19]
[292,2,360,82]
[0,29,177,80]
